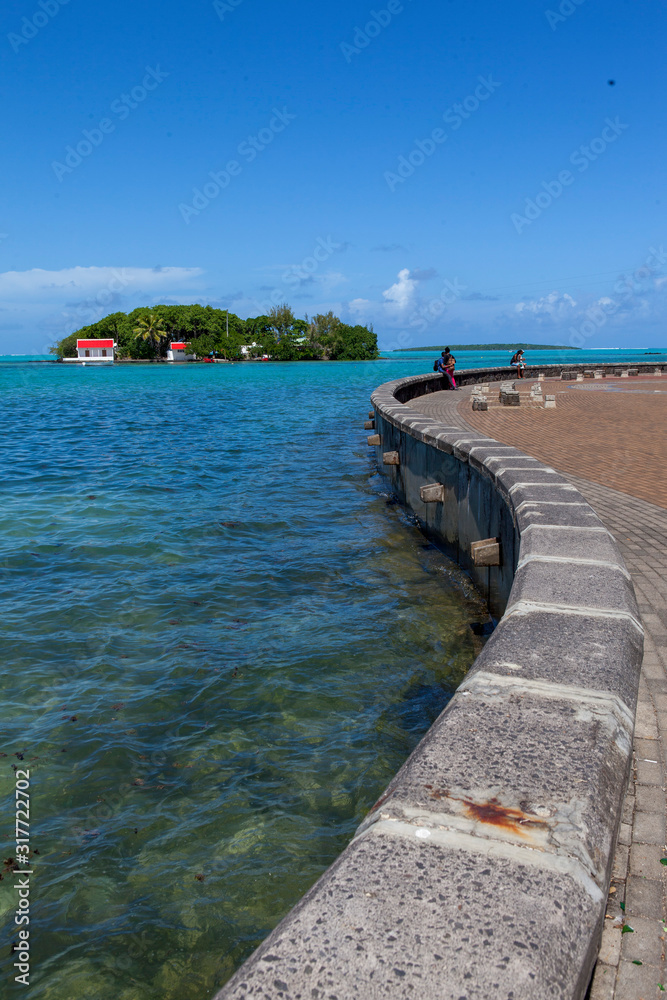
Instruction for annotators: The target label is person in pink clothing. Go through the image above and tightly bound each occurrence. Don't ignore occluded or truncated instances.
[437,348,459,390]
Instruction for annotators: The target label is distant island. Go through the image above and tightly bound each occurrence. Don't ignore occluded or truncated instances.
[51,304,379,362]
[397,343,576,352]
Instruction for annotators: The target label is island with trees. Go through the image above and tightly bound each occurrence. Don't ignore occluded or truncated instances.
[51,304,379,362]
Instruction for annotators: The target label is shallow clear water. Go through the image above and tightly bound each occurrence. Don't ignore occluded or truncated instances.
[0,360,492,999]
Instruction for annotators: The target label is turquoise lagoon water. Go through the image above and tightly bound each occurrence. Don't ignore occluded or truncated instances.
[0,358,492,1000]
[0,348,662,998]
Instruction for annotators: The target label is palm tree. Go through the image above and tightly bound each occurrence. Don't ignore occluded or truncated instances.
[133,313,169,356]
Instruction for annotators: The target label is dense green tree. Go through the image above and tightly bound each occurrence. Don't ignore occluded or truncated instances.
[267,304,297,340]
[330,323,379,360]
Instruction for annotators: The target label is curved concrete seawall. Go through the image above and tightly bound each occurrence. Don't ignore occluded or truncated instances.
[215,368,645,1000]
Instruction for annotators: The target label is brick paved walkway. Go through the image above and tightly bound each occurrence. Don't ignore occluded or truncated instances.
[408,383,667,1000]
[460,376,667,508]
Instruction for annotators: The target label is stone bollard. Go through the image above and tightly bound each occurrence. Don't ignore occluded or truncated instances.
[364,420,375,430]
[470,537,501,566]
[367,434,381,446]
[537,373,544,381]
[472,398,488,411]
[576,373,584,381]
[420,483,445,503]
[500,390,520,406]
[544,395,556,408]
[383,451,400,466]
[628,369,638,376]
[584,370,594,379]
[561,371,572,380]
[594,371,603,379]
[620,371,629,378]
[481,384,489,393]
[654,368,662,376]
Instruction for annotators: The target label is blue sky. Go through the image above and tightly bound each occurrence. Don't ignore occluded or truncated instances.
[0,0,665,352]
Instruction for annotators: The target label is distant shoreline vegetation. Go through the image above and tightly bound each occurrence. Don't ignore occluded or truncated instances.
[51,304,380,362]
[395,343,579,352]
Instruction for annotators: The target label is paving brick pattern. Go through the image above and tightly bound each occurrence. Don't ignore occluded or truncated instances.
[408,384,667,999]
[462,377,667,508]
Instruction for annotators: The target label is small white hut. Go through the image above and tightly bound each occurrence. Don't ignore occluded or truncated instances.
[76,339,115,362]
[166,341,194,361]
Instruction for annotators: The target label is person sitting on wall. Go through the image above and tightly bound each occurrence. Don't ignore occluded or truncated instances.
[510,349,526,378]
[436,348,459,390]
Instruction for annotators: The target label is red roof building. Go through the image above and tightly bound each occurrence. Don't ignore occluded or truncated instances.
[166,341,194,361]
[76,339,115,361]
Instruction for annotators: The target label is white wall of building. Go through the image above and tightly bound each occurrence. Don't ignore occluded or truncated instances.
[166,348,195,361]
[76,347,114,360]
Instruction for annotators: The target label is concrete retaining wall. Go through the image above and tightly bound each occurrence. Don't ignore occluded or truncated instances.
[214,368,644,1000]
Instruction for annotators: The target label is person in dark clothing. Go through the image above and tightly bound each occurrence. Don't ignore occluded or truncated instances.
[510,349,526,377]
[436,348,459,389]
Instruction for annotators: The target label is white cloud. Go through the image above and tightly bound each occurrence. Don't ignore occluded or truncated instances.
[382,268,417,311]
[0,266,202,302]
[514,291,577,319]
